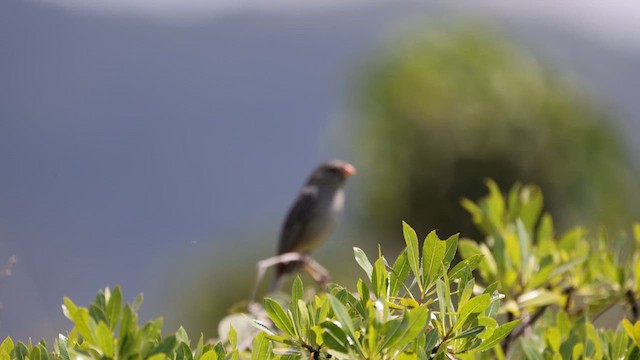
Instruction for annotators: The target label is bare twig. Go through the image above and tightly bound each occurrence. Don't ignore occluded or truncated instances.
[625,289,639,322]
[502,306,547,353]
[0,255,18,312]
[0,255,17,284]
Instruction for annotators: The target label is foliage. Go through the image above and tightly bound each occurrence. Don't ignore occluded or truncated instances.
[3,182,640,359]
[459,180,640,358]
[350,26,639,242]
[256,226,519,359]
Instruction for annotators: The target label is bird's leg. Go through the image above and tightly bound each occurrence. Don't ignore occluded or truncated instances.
[300,255,330,290]
[250,252,332,300]
[251,252,308,301]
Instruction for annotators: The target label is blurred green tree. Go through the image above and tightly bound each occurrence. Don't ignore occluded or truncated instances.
[349,26,639,243]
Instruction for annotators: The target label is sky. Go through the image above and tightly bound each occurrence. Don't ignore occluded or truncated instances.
[2,0,639,342]
[36,0,640,51]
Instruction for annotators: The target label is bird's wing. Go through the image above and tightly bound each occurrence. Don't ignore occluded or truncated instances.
[277,185,318,255]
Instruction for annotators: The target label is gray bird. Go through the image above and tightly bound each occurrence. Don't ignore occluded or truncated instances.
[273,160,356,289]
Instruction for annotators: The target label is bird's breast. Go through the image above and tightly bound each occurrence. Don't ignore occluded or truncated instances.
[296,189,345,252]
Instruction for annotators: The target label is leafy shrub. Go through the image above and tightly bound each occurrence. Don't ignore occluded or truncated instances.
[3,182,640,359]
[350,27,639,242]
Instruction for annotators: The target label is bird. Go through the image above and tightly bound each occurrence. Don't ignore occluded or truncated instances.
[272,160,356,290]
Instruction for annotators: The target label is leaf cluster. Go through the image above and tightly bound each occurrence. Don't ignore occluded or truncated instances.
[255,223,518,359]
[460,180,640,358]
[1,288,237,360]
[3,181,640,359]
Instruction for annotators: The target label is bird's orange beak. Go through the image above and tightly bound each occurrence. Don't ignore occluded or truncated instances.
[341,163,357,177]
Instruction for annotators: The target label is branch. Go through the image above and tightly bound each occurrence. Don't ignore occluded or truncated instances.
[502,305,547,353]
[250,252,329,302]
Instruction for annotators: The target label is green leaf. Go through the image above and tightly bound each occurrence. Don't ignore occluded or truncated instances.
[228,325,237,349]
[424,329,439,353]
[320,321,349,354]
[251,332,272,360]
[372,257,389,298]
[451,326,486,340]
[517,289,561,308]
[292,277,303,305]
[458,239,497,280]
[64,298,96,343]
[521,339,544,360]
[264,298,296,338]
[394,306,430,350]
[435,279,448,333]
[95,321,114,357]
[147,354,167,360]
[0,338,14,355]
[153,335,177,357]
[536,213,554,243]
[610,327,628,359]
[327,294,364,357]
[106,286,123,330]
[61,297,78,320]
[519,186,544,232]
[13,342,28,360]
[442,233,459,267]
[390,250,411,296]
[132,293,144,312]
[572,343,584,360]
[475,316,497,340]
[473,319,520,352]
[529,257,585,289]
[461,198,483,230]
[89,303,109,326]
[485,179,505,228]
[354,247,374,281]
[357,279,370,308]
[296,299,310,338]
[227,349,239,360]
[213,343,227,360]
[57,335,71,360]
[454,294,490,332]
[485,290,504,318]
[380,306,429,351]
[279,354,303,360]
[193,335,205,360]
[403,221,422,290]
[449,255,484,281]
[559,334,579,360]
[422,230,447,290]
[175,327,190,345]
[335,287,366,319]
[516,219,530,278]
[456,281,473,316]
[556,311,571,336]
[291,277,303,332]
[623,319,640,347]
[545,327,561,353]
[176,342,193,360]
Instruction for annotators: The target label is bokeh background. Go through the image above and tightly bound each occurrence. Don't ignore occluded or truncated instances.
[1,0,639,341]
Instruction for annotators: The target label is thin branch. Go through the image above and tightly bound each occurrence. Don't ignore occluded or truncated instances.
[0,255,17,312]
[626,289,639,322]
[502,305,547,353]
[0,255,17,284]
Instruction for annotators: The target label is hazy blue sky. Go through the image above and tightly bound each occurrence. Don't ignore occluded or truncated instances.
[37,0,640,51]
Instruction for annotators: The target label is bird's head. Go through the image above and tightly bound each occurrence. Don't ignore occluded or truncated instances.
[308,160,356,187]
